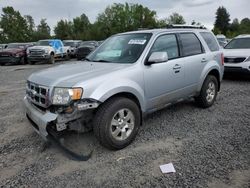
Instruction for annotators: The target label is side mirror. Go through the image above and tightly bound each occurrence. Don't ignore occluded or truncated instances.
[145,52,168,65]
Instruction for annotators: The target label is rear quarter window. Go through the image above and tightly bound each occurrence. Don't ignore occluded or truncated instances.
[179,33,203,56]
[200,32,220,52]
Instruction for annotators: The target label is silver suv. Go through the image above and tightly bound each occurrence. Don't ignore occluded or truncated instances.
[24,27,224,150]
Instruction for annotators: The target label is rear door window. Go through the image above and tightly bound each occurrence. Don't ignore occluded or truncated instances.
[179,33,203,56]
[200,32,220,51]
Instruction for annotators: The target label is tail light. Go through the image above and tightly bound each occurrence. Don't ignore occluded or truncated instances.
[221,53,224,65]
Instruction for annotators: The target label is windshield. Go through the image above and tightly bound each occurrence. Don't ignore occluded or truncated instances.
[7,43,25,49]
[225,38,250,49]
[36,40,51,46]
[87,33,152,64]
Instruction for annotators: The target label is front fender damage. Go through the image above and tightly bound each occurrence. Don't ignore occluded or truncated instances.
[48,99,100,161]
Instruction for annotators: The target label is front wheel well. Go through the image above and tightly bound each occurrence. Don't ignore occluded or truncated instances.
[101,92,142,124]
[50,51,54,56]
[207,69,220,91]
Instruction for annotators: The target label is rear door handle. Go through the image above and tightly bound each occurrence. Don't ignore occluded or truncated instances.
[201,58,207,63]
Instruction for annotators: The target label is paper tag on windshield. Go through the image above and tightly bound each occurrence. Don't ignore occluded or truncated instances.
[128,39,146,45]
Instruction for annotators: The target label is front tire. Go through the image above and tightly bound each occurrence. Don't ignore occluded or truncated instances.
[48,54,55,64]
[93,97,141,150]
[20,57,25,65]
[195,75,218,108]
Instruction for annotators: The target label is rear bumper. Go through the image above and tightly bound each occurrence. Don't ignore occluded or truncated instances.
[0,56,21,64]
[24,96,57,140]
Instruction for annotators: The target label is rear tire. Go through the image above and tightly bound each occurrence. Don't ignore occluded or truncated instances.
[93,97,141,150]
[195,75,218,108]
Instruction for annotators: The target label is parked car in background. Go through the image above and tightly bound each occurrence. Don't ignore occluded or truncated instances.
[216,34,227,47]
[24,27,224,150]
[223,34,250,74]
[63,40,82,57]
[98,40,104,46]
[27,39,70,64]
[0,43,33,65]
[75,41,99,60]
[0,44,8,51]
[226,38,231,43]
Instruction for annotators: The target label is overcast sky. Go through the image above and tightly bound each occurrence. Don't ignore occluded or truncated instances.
[0,0,249,32]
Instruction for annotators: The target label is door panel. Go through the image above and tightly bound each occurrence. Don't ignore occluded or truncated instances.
[178,33,207,89]
[144,58,185,110]
[144,34,185,110]
[182,54,207,86]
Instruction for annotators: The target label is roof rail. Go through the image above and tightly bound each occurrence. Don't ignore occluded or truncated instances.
[167,24,207,29]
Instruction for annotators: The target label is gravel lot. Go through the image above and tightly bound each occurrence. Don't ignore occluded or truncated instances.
[0,61,249,188]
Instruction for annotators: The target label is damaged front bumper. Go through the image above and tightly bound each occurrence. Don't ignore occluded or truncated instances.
[24,96,100,137]
[24,96,57,140]
[23,96,99,160]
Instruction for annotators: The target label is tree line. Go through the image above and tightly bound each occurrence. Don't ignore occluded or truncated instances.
[0,3,249,43]
[0,3,185,43]
[213,6,250,38]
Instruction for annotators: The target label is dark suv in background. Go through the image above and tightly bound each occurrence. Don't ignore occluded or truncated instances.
[75,41,99,60]
[0,43,33,65]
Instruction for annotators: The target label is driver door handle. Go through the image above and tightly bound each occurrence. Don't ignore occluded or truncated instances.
[173,64,181,70]
[173,64,181,73]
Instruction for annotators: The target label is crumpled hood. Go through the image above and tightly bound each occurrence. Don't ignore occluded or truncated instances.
[223,49,250,57]
[28,61,129,87]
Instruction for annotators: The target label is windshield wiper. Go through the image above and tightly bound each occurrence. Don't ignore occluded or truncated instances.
[84,57,91,61]
[92,59,111,62]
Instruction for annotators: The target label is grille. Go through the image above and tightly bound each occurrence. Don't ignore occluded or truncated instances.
[0,54,10,57]
[77,47,92,55]
[224,57,246,64]
[26,81,49,108]
[30,49,45,56]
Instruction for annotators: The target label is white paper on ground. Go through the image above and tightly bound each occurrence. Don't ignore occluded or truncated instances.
[159,163,176,174]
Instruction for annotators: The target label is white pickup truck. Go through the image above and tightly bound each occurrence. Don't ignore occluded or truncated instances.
[27,39,70,64]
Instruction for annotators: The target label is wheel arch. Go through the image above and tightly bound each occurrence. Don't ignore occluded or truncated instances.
[98,91,143,125]
[104,92,141,110]
[198,65,221,93]
[207,69,220,91]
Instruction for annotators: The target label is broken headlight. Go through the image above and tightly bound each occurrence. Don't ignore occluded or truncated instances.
[52,87,83,105]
